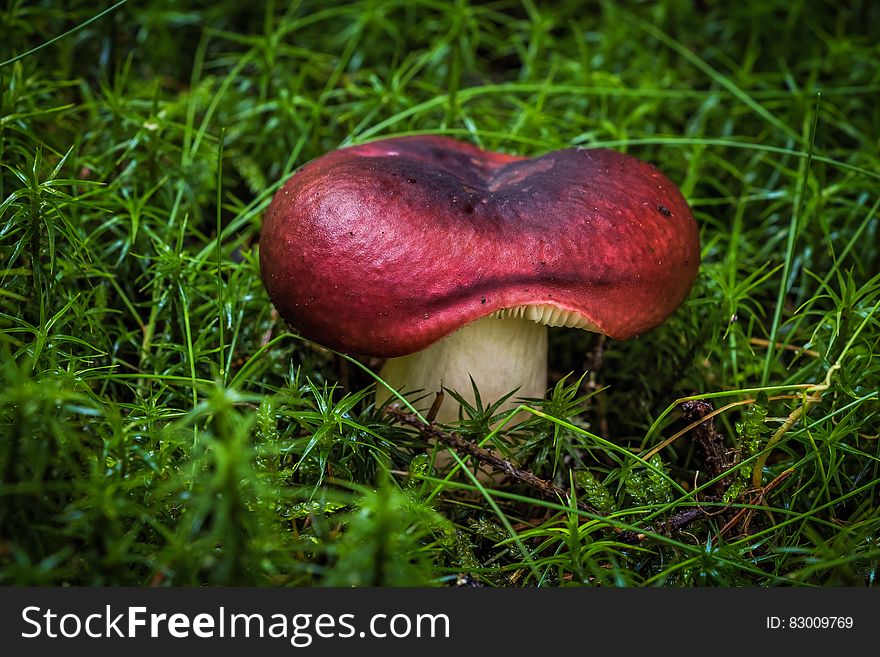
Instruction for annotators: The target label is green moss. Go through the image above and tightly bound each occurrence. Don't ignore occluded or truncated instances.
[1,0,878,587]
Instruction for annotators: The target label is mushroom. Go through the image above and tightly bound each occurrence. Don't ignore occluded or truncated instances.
[260,136,699,422]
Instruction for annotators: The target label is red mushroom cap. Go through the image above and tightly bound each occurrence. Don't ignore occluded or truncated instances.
[260,135,700,357]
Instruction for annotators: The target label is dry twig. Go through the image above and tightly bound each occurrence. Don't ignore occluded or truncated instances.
[385,397,794,546]
[383,404,598,515]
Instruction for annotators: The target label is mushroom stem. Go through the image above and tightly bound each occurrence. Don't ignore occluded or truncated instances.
[376,316,548,423]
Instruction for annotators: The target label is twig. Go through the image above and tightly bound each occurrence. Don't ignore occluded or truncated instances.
[385,402,753,546]
[643,393,805,462]
[617,507,714,544]
[680,399,738,499]
[625,398,740,543]
[715,468,794,541]
[383,404,599,514]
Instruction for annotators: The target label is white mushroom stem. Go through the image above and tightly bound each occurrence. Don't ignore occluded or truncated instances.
[375,316,548,423]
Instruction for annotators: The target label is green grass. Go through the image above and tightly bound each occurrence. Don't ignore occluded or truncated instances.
[1,0,878,586]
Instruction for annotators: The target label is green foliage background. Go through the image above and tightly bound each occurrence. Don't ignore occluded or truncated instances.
[1,0,878,586]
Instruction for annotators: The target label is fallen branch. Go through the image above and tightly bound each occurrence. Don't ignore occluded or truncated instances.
[384,400,789,547]
[383,404,598,515]
[616,506,722,544]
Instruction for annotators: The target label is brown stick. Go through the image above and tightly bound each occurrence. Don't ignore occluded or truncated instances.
[383,404,599,515]
[384,403,752,545]
[616,506,722,544]
[680,399,738,499]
